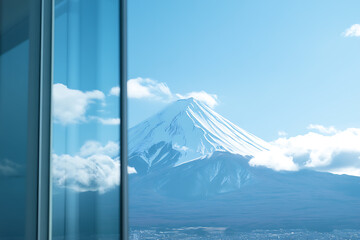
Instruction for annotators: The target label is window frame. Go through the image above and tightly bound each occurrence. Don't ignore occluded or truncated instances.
[14,0,128,239]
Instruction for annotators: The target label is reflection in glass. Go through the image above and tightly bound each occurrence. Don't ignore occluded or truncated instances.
[52,0,120,239]
[0,0,39,239]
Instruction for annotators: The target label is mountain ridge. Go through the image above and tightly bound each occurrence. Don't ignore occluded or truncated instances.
[129,98,270,169]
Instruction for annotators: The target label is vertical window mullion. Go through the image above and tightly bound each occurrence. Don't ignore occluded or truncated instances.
[37,0,53,239]
[120,0,128,239]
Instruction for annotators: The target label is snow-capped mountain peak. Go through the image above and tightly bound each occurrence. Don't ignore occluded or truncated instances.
[129,98,270,167]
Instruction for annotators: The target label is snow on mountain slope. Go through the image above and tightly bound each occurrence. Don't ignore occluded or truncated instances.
[129,98,270,167]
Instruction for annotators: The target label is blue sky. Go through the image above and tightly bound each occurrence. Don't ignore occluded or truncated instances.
[128,0,360,141]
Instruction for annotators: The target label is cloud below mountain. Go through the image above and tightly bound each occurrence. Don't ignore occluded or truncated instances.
[250,126,360,176]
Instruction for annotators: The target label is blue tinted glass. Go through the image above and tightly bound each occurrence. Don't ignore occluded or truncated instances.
[52,0,120,239]
[0,1,38,239]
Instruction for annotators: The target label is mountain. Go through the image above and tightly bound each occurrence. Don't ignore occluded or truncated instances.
[128,98,360,231]
[129,98,269,174]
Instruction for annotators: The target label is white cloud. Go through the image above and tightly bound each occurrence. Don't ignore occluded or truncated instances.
[109,86,120,96]
[343,24,360,37]
[52,153,120,193]
[110,78,173,101]
[80,141,119,158]
[53,83,105,125]
[278,131,288,137]
[91,117,120,125]
[128,166,137,174]
[330,167,360,177]
[0,159,21,176]
[176,91,218,108]
[308,124,338,134]
[128,78,172,100]
[53,141,136,193]
[250,126,360,176]
[250,147,298,171]
[98,118,120,125]
[110,77,219,108]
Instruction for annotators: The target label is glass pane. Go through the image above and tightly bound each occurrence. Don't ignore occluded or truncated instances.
[128,1,360,239]
[0,0,40,239]
[52,0,120,239]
